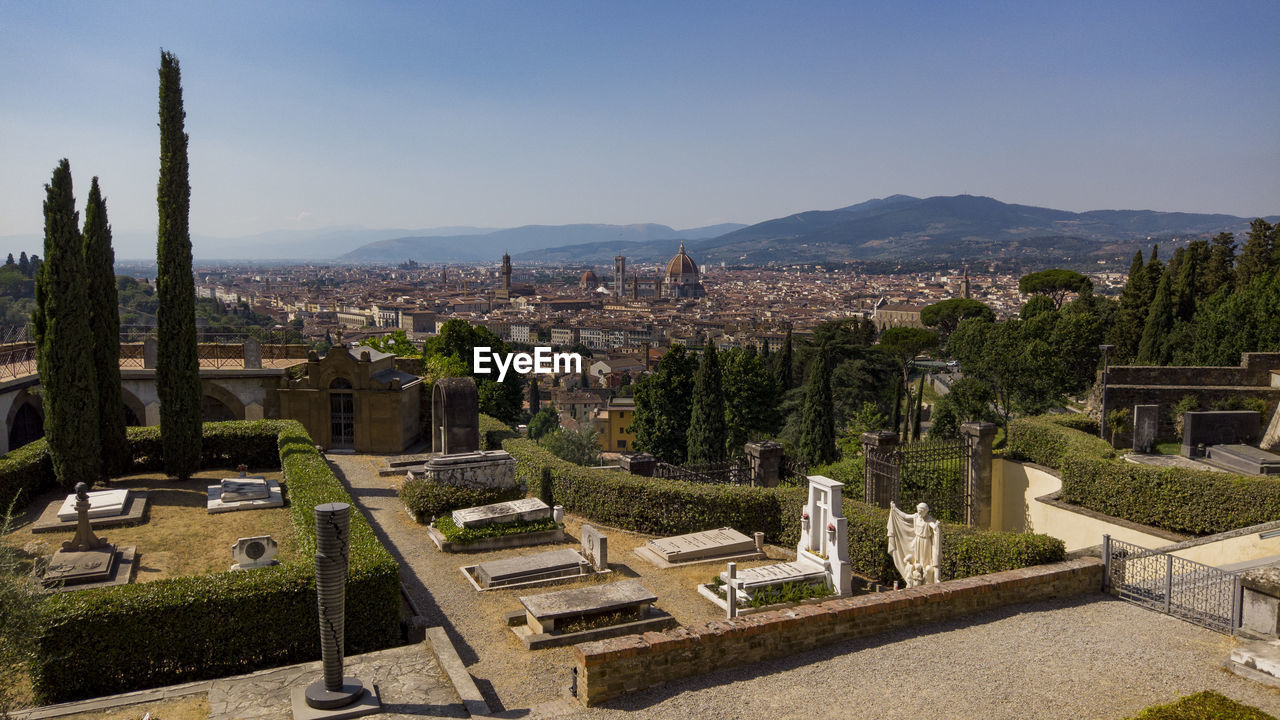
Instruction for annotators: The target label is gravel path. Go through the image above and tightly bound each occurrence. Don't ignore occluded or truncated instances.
[330,453,1280,720]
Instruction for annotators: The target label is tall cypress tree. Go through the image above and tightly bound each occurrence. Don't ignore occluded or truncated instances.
[776,328,794,392]
[798,348,837,466]
[1204,232,1236,294]
[687,345,726,463]
[84,178,129,476]
[1136,270,1175,365]
[34,160,101,487]
[156,51,202,479]
[1237,219,1276,290]
[17,252,29,277]
[528,376,540,417]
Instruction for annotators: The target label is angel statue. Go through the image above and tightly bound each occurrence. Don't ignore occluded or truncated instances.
[887,501,941,587]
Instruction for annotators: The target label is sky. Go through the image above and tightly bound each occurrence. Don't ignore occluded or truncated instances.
[3,1,1279,259]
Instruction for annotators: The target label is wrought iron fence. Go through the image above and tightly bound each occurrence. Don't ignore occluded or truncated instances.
[865,438,971,524]
[654,459,752,485]
[0,324,36,381]
[1103,535,1241,634]
[779,455,810,488]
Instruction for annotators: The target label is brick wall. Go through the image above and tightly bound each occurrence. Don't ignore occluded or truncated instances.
[573,557,1103,706]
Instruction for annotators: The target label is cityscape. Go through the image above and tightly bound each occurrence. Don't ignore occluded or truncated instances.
[2,4,1280,720]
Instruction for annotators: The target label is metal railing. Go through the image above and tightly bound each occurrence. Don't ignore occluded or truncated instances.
[866,438,972,524]
[654,459,752,485]
[1103,535,1242,634]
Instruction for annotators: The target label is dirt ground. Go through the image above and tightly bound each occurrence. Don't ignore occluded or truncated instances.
[2,469,298,581]
[48,695,209,720]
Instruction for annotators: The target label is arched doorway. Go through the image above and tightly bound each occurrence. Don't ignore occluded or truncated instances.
[8,401,43,451]
[329,378,354,449]
[202,394,237,422]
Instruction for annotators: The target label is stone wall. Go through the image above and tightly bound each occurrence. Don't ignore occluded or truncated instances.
[573,558,1103,706]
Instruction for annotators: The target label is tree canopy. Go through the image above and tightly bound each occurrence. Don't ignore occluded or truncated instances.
[1018,269,1092,309]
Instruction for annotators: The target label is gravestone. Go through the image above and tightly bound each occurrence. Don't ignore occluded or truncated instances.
[432,377,480,454]
[452,497,550,529]
[207,476,284,513]
[1182,410,1262,457]
[519,579,656,634]
[1205,444,1280,476]
[643,527,757,565]
[474,549,590,589]
[724,561,826,589]
[581,524,607,571]
[794,475,852,595]
[220,478,270,502]
[421,450,516,490]
[1133,404,1159,454]
[43,483,135,591]
[231,535,280,570]
[56,488,132,521]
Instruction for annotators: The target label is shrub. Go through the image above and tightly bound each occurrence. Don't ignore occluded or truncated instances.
[0,439,53,511]
[478,413,517,450]
[433,514,558,544]
[1045,413,1099,435]
[1006,416,1116,469]
[32,420,401,703]
[541,426,601,466]
[1170,394,1199,439]
[940,528,1065,579]
[1129,690,1276,720]
[400,476,523,524]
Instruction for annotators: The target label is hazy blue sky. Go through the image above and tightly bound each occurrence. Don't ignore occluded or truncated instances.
[3,1,1278,257]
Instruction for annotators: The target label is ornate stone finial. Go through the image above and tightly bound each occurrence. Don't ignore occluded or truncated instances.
[75,482,89,502]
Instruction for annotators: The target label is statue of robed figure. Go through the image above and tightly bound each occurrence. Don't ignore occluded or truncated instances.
[887,501,941,587]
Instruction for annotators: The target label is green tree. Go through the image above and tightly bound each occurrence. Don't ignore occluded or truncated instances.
[1018,269,1092,309]
[17,252,30,277]
[528,405,559,440]
[1203,232,1236,294]
[156,50,202,479]
[423,318,524,423]
[687,345,727,463]
[34,160,102,486]
[528,376,540,416]
[797,349,837,465]
[927,377,996,440]
[84,177,129,476]
[920,297,993,343]
[1106,250,1148,362]
[364,329,421,357]
[878,326,938,432]
[541,426,600,466]
[1136,269,1175,365]
[949,317,1061,435]
[910,374,925,441]
[1237,219,1276,290]
[721,346,779,456]
[1019,294,1055,319]
[631,344,695,463]
[775,328,794,391]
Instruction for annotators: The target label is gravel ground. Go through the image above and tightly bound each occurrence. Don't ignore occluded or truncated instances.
[330,453,1280,720]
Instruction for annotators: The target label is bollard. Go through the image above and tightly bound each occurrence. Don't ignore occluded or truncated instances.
[305,502,365,710]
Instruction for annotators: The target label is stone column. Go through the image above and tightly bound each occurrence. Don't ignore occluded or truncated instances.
[860,431,898,506]
[143,336,158,369]
[619,453,656,477]
[744,441,784,487]
[961,422,997,529]
[242,337,262,369]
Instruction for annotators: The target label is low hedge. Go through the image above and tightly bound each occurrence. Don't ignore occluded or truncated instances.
[478,413,518,451]
[1043,412,1100,435]
[0,439,53,511]
[1006,415,1116,469]
[1129,691,1276,720]
[504,438,1064,583]
[32,420,401,703]
[400,476,524,524]
[1059,452,1280,536]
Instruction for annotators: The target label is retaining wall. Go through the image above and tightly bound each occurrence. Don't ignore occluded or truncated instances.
[573,557,1103,706]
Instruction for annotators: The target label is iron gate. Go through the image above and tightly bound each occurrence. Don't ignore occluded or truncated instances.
[654,459,751,485]
[1103,535,1242,634]
[865,439,972,524]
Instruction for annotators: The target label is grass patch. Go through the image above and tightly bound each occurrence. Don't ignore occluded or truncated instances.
[1155,442,1182,456]
[1129,690,1276,719]
[51,695,210,720]
[433,515,559,544]
[556,608,643,634]
[709,576,835,608]
[1,470,298,582]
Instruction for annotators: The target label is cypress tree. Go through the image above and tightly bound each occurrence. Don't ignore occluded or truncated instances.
[798,349,837,466]
[17,252,29,277]
[528,376,540,416]
[34,160,101,487]
[84,178,129,476]
[687,345,726,463]
[1136,270,1175,365]
[156,51,202,479]
[1108,250,1147,361]
[1237,219,1276,290]
[1204,232,1236,294]
[911,374,925,441]
[4,254,12,267]
[776,328,793,391]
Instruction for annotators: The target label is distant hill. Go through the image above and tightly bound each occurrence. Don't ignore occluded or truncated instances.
[337,223,747,264]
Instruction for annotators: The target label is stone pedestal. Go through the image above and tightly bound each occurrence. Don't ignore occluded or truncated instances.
[1133,404,1159,453]
[619,453,656,477]
[745,441,784,488]
[1243,567,1280,637]
[423,450,516,490]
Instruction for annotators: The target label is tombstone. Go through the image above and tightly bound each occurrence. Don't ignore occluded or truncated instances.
[618,453,656,477]
[220,477,271,502]
[42,483,136,591]
[451,497,550,529]
[1133,404,1159,454]
[431,377,480,454]
[207,476,284,513]
[795,475,852,595]
[1205,444,1280,476]
[1182,410,1262,458]
[887,501,942,586]
[519,580,656,635]
[638,527,761,567]
[231,535,279,570]
[421,450,517,490]
[56,488,132,522]
[473,549,591,589]
[37,486,148,534]
[580,524,608,571]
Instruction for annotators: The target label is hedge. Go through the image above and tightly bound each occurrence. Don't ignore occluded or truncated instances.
[503,438,1063,583]
[1006,415,1116,469]
[478,413,517,451]
[400,476,524,523]
[0,439,53,512]
[1129,691,1276,720]
[31,420,401,703]
[1059,452,1280,536]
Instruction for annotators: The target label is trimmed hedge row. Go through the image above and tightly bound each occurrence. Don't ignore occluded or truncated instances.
[1006,415,1116,469]
[0,439,53,511]
[478,413,518,451]
[1059,452,1280,536]
[32,420,401,703]
[400,476,524,523]
[503,438,1064,583]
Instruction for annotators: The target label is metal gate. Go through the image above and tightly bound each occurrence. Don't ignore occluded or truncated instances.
[865,439,972,524]
[1103,535,1242,634]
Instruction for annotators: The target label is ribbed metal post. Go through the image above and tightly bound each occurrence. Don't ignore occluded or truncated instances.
[305,502,365,710]
[1101,534,1111,592]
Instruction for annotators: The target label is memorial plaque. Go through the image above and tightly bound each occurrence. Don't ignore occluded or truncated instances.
[452,497,550,529]
[1133,404,1159,454]
[220,477,270,502]
[646,527,756,564]
[231,535,280,570]
[723,561,825,590]
[474,548,589,588]
[44,547,118,585]
[581,524,608,571]
[56,488,131,522]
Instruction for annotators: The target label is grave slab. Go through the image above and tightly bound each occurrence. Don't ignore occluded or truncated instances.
[56,488,131,521]
[1206,444,1280,476]
[721,560,827,589]
[520,579,655,633]
[33,491,149,533]
[472,549,591,589]
[219,477,270,502]
[42,545,136,592]
[634,526,764,568]
[207,477,285,514]
[451,497,549,528]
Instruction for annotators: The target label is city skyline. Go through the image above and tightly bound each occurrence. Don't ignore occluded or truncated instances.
[3,1,1279,260]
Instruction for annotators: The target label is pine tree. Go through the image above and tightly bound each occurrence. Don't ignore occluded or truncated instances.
[776,328,793,391]
[687,345,727,463]
[798,348,837,466]
[156,51,202,479]
[1204,232,1236,296]
[1136,270,1175,365]
[17,252,29,277]
[1237,219,1276,290]
[4,254,13,267]
[34,160,101,487]
[84,177,129,476]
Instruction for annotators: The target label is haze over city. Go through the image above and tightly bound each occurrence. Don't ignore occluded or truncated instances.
[3,1,1279,259]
